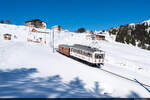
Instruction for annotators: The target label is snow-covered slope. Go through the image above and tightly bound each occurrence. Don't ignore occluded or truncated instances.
[0,24,50,43]
[0,24,150,98]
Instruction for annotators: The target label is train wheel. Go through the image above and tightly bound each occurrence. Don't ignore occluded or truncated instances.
[101,63,104,66]
[96,63,101,68]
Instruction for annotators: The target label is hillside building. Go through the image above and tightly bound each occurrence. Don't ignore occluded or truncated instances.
[86,34,105,40]
[95,34,105,40]
[52,25,62,31]
[52,25,69,32]
[3,34,12,40]
[26,19,46,29]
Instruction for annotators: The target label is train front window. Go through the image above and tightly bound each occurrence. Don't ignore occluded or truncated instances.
[101,54,104,58]
[88,53,92,57]
[95,54,102,59]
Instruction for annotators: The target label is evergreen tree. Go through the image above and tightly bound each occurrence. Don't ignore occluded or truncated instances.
[90,30,94,34]
[142,44,146,49]
[125,35,131,44]
[0,20,4,23]
[102,30,105,32]
[148,36,150,45]
[57,25,62,31]
[114,22,150,50]
[137,42,142,47]
[76,28,86,33]
[147,46,150,50]
[131,38,136,46]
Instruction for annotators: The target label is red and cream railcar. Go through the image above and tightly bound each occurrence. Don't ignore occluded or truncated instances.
[58,44,70,56]
[58,44,105,66]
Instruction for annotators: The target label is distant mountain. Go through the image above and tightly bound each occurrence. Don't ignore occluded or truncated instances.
[107,20,150,50]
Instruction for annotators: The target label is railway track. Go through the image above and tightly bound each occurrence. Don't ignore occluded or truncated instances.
[98,68,150,88]
[57,50,150,89]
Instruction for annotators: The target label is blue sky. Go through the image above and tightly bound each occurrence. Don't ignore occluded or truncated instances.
[0,0,150,31]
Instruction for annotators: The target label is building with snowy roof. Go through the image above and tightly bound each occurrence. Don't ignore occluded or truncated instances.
[26,19,46,29]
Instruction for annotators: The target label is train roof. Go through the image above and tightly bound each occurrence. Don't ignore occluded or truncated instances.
[3,33,12,36]
[59,44,70,48]
[71,44,104,53]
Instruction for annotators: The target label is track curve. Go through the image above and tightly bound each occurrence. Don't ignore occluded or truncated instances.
[98,67,150,88]
[57,50,150,88]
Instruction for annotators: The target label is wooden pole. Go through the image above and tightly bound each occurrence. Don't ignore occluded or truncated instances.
[52,30,54,53]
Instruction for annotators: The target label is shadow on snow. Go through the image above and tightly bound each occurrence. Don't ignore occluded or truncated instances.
[0,68,140,98]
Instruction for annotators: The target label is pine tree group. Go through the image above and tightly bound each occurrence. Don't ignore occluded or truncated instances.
[113,23,150,50]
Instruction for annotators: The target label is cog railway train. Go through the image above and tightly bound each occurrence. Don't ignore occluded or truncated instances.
[58,44,105,67]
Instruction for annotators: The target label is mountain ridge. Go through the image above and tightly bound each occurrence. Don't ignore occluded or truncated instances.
[105,19,150,50]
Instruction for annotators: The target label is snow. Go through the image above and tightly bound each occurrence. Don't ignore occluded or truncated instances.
[141,19,150,33]
[0,23,150,98]
[129,23,136,30]
[143,19,150,26]
[146,28,150,33]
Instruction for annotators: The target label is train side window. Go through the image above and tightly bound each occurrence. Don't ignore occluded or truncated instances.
[87,53,92,57]
[85,52,87,56]
[78,50,80,54]
[83,52,85,56]
[86,52,88,56]
[90,54,92,57]
[82,51,85,55]
[84,52,86,56]
[80,50,82,54]
[75,49,77,53]
[78,50,81,54]
[74,49,76,53]
[85,52,88,57]
[77,50,79,54]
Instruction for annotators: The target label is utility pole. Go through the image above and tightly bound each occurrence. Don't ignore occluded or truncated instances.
[52,29,55,53]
